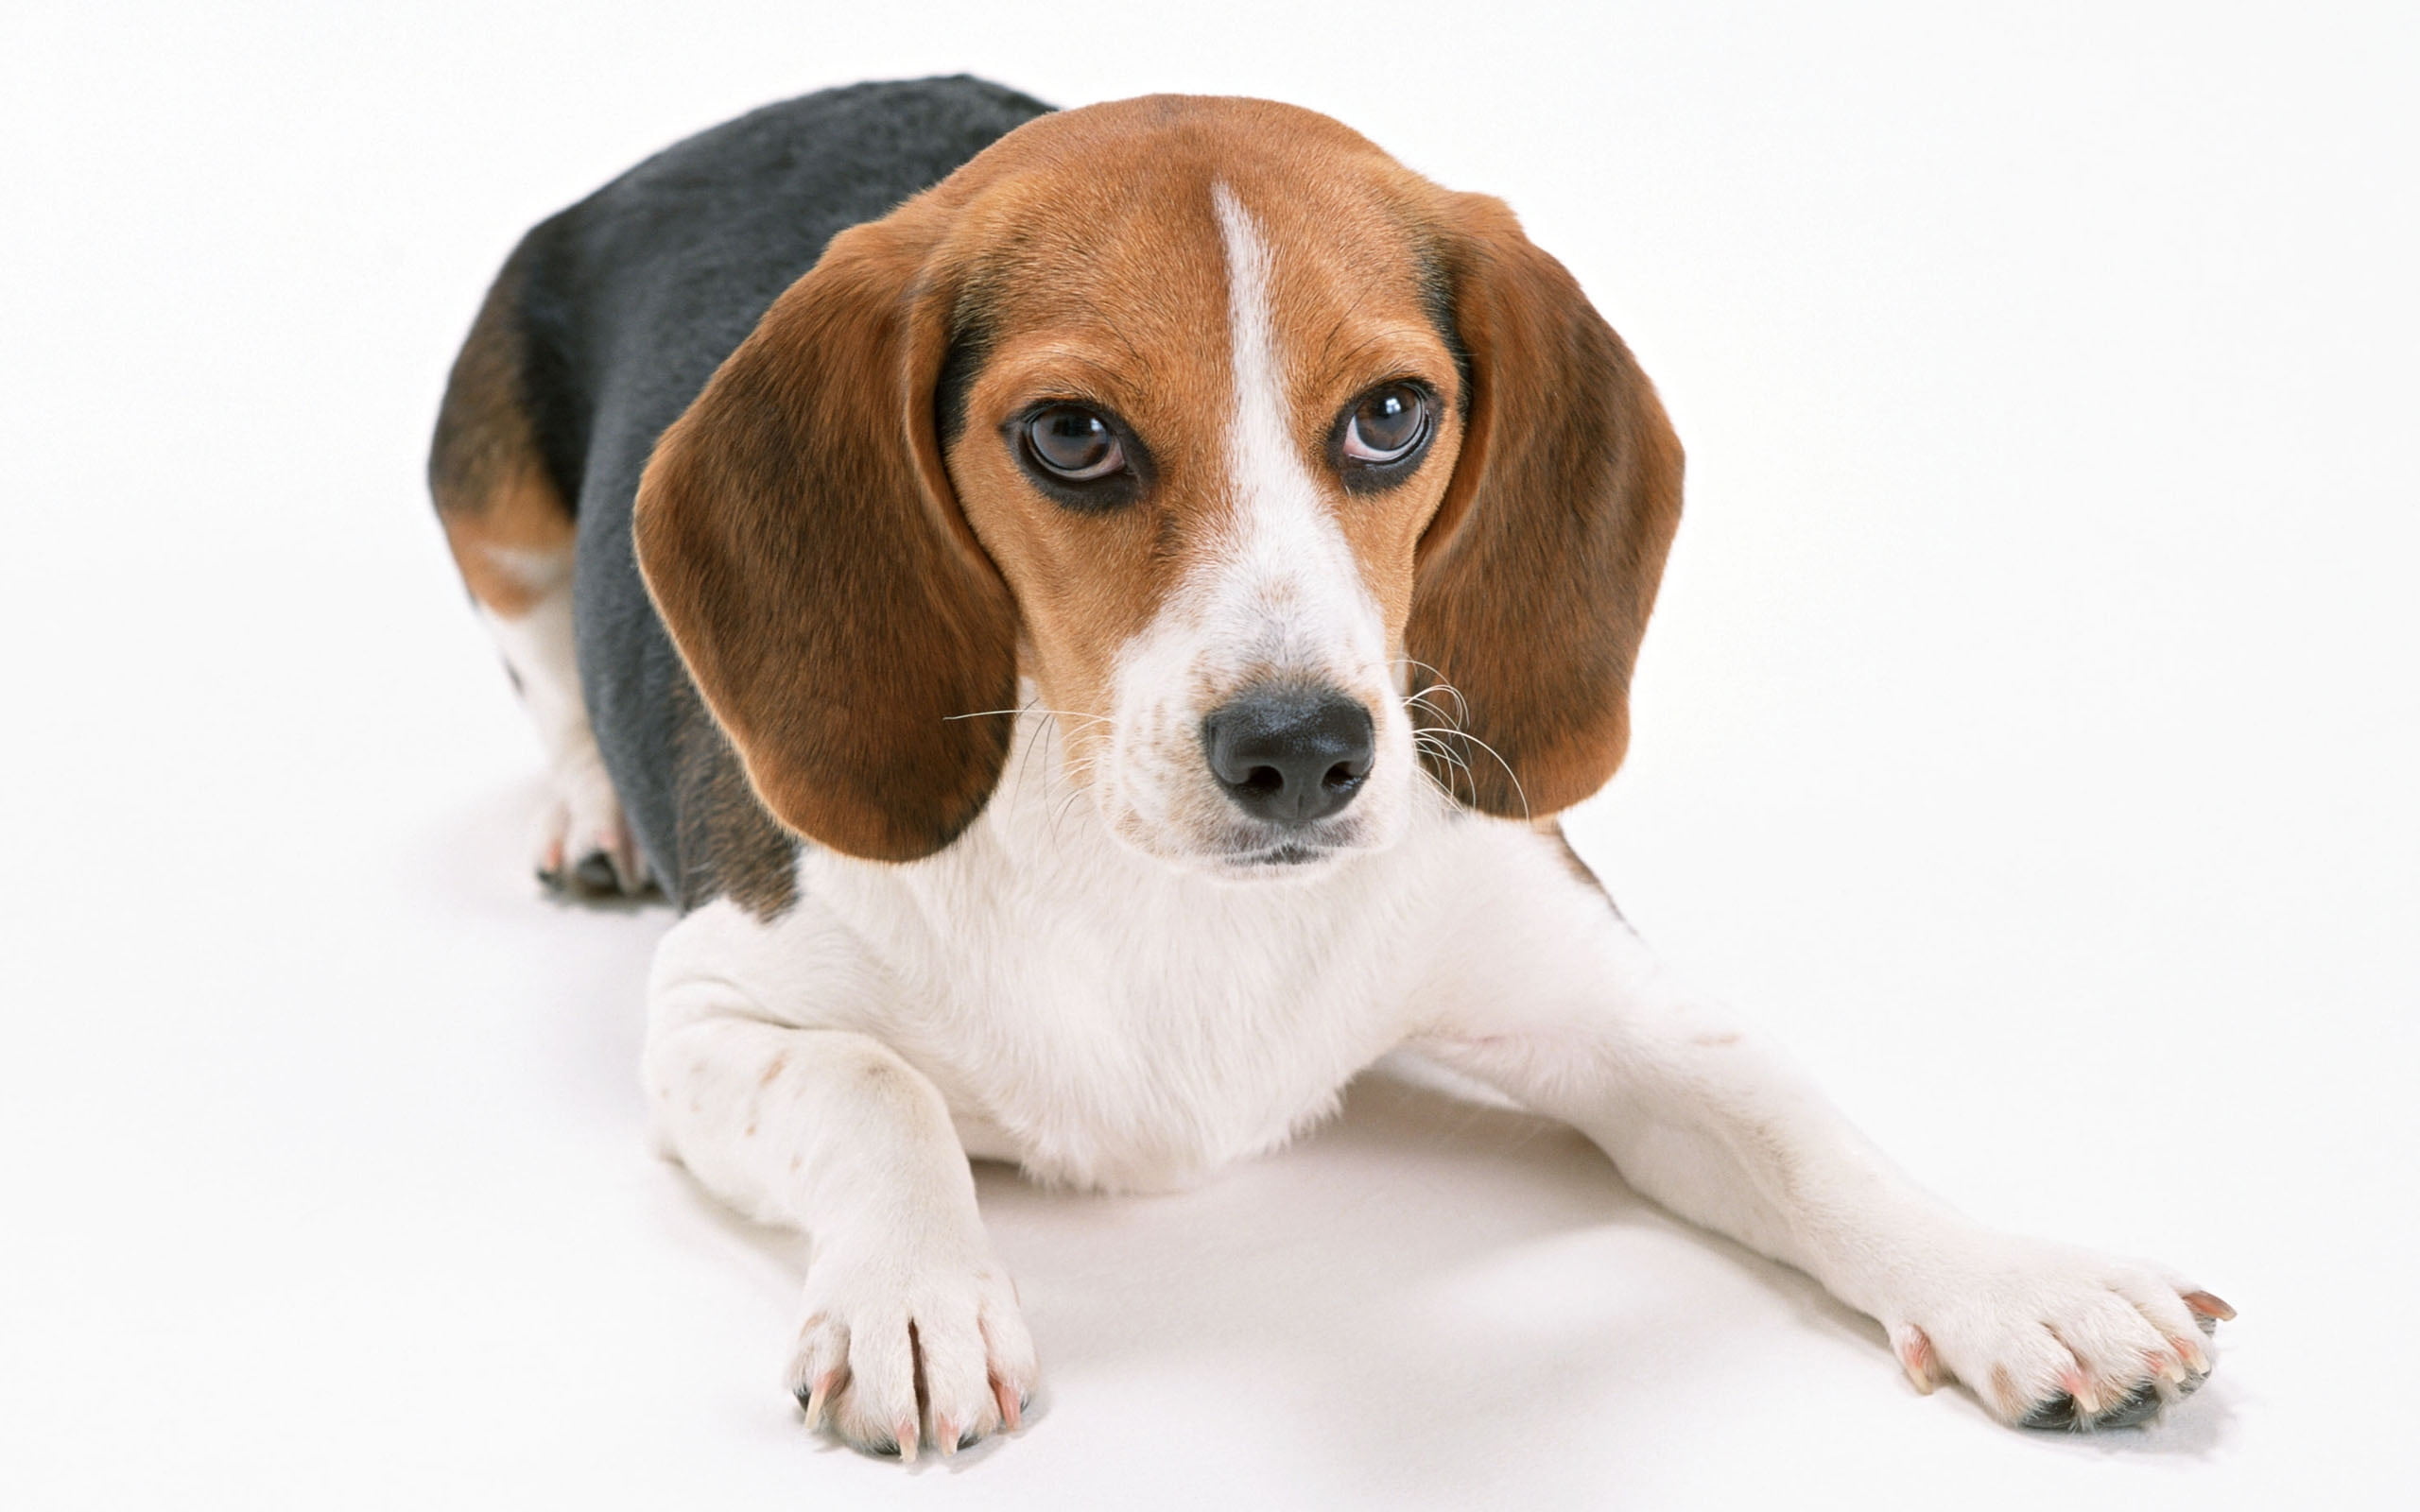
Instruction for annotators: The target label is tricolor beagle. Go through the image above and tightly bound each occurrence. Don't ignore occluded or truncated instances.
[431,77,2228,1460]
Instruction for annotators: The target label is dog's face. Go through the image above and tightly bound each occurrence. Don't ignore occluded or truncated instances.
[635,96,1684,868]
[939,163,1462,873]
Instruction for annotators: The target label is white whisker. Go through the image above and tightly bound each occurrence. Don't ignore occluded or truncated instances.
[1415,724,1530,821]
[945,707,1116,725]
[1412,730,1478,802]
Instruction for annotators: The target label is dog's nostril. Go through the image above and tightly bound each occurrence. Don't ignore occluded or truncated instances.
[1201,687,1376,827]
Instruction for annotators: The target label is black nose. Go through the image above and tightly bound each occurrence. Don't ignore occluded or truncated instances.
[1202,687,1375,826]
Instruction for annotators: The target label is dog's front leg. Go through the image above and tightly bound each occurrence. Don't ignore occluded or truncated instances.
[1408,833,2229,1430]
[644,903,1035,1460]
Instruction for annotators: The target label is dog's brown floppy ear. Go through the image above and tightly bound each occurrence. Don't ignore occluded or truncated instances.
[634,204,1018,862]
[1407,193,1685,817]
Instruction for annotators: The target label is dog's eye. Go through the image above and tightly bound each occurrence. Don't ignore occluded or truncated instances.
[1340,384,1432,468]
[1023,405,1126,481]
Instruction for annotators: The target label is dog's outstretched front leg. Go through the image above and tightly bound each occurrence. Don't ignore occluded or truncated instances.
[1408,829,2228,1431]
[644,905,1035,1460]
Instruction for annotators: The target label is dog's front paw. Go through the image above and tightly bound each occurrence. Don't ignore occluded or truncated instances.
[786,1238,1038,1462]
[1883,1233,2232,1431]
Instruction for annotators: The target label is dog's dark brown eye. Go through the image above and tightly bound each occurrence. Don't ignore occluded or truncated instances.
[1024,405,1125,480]
[1340,385,1430,465]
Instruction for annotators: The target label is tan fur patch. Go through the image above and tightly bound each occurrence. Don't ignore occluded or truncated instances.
[1991,1364,2023,1417]
[429,248,572,618]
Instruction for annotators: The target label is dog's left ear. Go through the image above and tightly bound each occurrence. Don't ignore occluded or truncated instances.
[1408,193,1685,817]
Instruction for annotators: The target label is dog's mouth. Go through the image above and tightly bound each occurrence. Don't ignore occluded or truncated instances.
[1224,840,1333,868]
[1190,828,1375,881]
[1100,792,1392,880]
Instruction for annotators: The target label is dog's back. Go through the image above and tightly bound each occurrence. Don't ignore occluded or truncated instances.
[429,77,1050,897]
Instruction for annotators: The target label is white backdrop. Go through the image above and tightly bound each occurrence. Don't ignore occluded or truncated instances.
[2,2,2412,1507]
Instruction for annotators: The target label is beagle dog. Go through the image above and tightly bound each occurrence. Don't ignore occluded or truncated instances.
[431,77,2229,1460]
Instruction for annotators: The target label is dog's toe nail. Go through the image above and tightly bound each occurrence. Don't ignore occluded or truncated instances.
[2086,1381,2165,1430]
[797,1366,844,1432]
[1891,1323,1938,1394]
[2059,1369,2104,1417]
[2183,1290,2235,1325]
[2167,1333,2211,1374]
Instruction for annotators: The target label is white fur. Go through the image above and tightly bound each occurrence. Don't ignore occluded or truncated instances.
[480,578,647,893]
[615,184,2220,1455]
[645,708,2218,1450]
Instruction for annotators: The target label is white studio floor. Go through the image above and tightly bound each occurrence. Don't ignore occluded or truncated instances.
[4,4,2413,1508]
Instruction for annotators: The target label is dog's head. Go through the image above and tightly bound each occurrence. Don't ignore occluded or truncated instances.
[635,95,1682,875]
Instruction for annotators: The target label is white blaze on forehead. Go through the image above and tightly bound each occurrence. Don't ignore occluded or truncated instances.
[1205,182,1382,671]
[1088,183,1408,853]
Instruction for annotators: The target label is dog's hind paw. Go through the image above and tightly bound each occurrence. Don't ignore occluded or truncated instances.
[532,756,650,898]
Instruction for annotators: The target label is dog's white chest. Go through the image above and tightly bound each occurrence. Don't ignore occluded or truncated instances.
[643,724,1482,1194]
[800,827,1431,1192]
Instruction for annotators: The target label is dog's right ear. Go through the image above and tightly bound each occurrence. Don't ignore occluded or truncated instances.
[634,202,1020,862]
